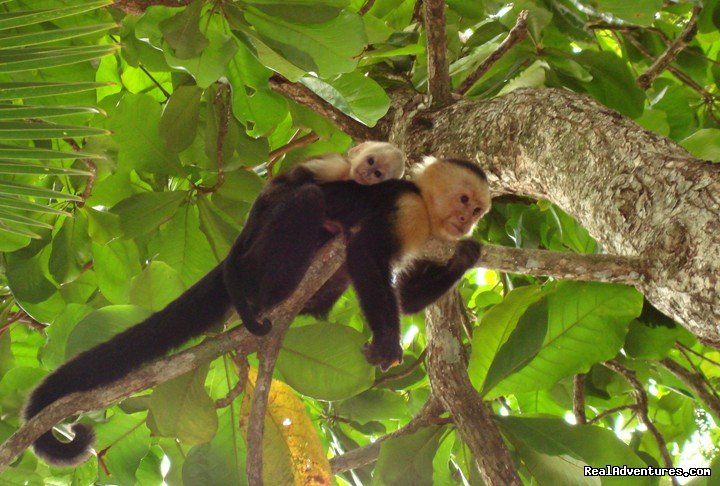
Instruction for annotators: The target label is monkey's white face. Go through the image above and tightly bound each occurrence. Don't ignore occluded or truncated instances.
[416,158,492,241]
[347,142,405,185]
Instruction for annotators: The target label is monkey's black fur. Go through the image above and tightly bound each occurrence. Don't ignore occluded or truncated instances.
[25,164,483,465]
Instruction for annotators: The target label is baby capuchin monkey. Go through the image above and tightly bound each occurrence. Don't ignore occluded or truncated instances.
[223,141,405,334]
[22,154,489,467]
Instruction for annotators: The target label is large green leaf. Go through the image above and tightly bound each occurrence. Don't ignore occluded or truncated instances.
[0,162,91,176]
[276,323,375,400]
[94,412,151,486]
[499,416,653,485]
[0,105,102,120]
[129,261,186,312]
[300,72,390,126]
[0,144,103,160]
[159,0,208,59]
[372,426,443,486]
[0,180,81,200]
[487,282,642,398]
[0,121,108,140]
[109,93,183,175]
[93,239,142,304]
[111,191,186,238]
[594,0,662,26]
[468,285,544,390]
[159,85,202,153]
[148,365,218,444]
[244,9,366,77]
[680,129,720,162]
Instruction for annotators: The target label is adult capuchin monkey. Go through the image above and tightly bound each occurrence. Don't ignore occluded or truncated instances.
[23,155,490,467]
[22,141,404,466]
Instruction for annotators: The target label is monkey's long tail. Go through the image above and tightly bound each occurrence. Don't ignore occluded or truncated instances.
[23,265,230,466]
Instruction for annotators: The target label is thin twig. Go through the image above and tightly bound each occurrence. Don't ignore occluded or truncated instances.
[423,0,453,106]
[604,360,678,485]
[676,342,720,368]
[659,358,720,420]
[358,0,375,15]
[63,137,97,206]
[374,349,427,387]
[215,354,249,409]
[587,404,637,425]
[636,6,702,89]
[0,311,25,336]
[573,374,587,424]
[266,132,320,176]
[457,10,529,95]
[330,397,443,474]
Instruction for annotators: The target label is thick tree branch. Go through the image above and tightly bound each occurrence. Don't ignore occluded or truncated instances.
[660,358,720,421]
[475,244,644,284]
[423,0,453,106]
[268,74,378,141]
[330,397,443,474]
[391,88,720,347]
[425,291,521,485]
[0,238,346,472]
[457,10,529,95]
[636,6,702,89]
[604,360,678,485]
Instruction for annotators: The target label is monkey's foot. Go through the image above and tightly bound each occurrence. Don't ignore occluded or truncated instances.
[363,341,403,371]
[451,239,482,271]
[246,318,273,336]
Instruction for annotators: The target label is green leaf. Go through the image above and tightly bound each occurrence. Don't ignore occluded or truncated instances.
[197,196,241,260]
[337,389,410,424]
[0,195,70,215]
[277,323,375,400]
[129,261,186,312]
[183,408,247,485]
[65,305,151,359]
[111,191,186,238]
[0,209,53,229]
[0,162,90,176]
[0,45,118,74]
[498,416,653,485]
[468,285,544,390]
[594,0,662,26]
[109,93,183,175]
[487,282,642,398]
[0,105,102,120]
[159,85,202,152]
[163,16,238,89]
[149,365,218,444]
[0,23,115,49]
[244,0,349,23]
[680,129,720,162]
[49,213,91,284]
[624,320,681,359]
[245,9,367,77]
[300,72,389,126]
[159,0,209,59]
[0,180,81,200]
[154,205,217,286]
[481,299,549,396]
[0,144,103,160]
[5,253,57,304]
[94,413,151,486]
[574,51,646,118]
[373,426,443,486]
[0,1,111,31]
[0,121,108,140]
[0,81,111,100]
[93,239,142,304]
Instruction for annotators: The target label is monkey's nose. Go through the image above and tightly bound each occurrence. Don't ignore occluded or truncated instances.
[458,215,466,222]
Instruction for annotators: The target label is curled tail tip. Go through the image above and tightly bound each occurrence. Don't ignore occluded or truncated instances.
[245,318,273,336]
[32,424,95,467]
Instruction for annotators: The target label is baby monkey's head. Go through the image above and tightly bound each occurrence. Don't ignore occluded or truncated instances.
[347,141,405,185]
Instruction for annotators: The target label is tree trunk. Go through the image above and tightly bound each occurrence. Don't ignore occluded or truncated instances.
[390,88,720,347]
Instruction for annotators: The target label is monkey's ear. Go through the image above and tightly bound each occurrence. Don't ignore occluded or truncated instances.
[347,142,371,158]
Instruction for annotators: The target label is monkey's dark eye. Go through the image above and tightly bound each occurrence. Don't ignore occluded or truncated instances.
[374,170,382,178]
[368,157,375,166]
[473,207,482,216]
[460,195,469,204]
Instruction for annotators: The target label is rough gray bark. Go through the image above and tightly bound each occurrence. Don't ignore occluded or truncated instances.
[390,88,720,347]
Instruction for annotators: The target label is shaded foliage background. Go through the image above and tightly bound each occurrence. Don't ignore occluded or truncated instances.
[0,0,718,484]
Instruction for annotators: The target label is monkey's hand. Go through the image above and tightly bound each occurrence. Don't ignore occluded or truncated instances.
[449,239,481,272]
[363,339,403,371]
